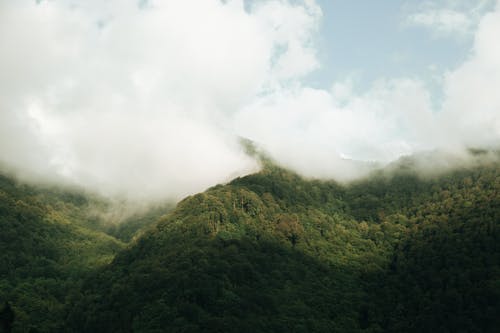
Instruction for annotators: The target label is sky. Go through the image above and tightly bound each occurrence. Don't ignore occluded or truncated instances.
[310,0,496,100]
[0,0,499,201]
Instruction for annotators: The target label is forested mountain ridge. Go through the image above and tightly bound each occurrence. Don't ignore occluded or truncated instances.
[0,153,498,332]
[0,173,170,332]
[0,173,124,331]
[67,156,499,332]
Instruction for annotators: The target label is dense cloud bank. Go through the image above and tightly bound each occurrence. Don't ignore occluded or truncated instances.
[0,0,499,201]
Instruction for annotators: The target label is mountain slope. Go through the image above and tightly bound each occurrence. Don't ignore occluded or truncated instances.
[0,171,177,332]
[1,154,498,332]
[0,174,125,332]
[69,167,386,332]
[69,160,500,332]
[371,165,500,332]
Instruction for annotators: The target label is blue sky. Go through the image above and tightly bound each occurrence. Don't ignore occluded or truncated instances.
[308,0,495,95]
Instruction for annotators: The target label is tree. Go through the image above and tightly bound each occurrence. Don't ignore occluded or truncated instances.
[0,302,15,333]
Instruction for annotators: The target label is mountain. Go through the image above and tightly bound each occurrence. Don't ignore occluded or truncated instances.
[0,173,169,332]
[69,159,499,332]
[0,153,499,332]
[0,173,124,331]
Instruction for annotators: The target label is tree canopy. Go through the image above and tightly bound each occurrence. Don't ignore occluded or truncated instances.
[1,156,499,332]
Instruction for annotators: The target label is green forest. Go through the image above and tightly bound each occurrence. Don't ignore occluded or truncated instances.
[0,153,499,332]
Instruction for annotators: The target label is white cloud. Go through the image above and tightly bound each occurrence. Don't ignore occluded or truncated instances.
[234,78,436,180]
[439,3,500,148]
[252,0,321,81]
[0,0,499,201]
[0,0,321,201]
[407,9,472,36]
[404,0,495,38]
[233,0,500,180]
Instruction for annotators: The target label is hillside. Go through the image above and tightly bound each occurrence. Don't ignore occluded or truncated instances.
[0,174,169,332]
[65,159,500,332]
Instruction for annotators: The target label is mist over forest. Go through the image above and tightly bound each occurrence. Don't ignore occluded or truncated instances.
[1,0,500,201]
[1,0,499,332]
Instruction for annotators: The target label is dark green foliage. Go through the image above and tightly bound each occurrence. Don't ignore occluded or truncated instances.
[0,302,14,333]
[105,204,173,242]
[68,160,499,332]
[0,175,125,332]
[369,165,500,332]
[70,236,365,332]
[1,157,499,332]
